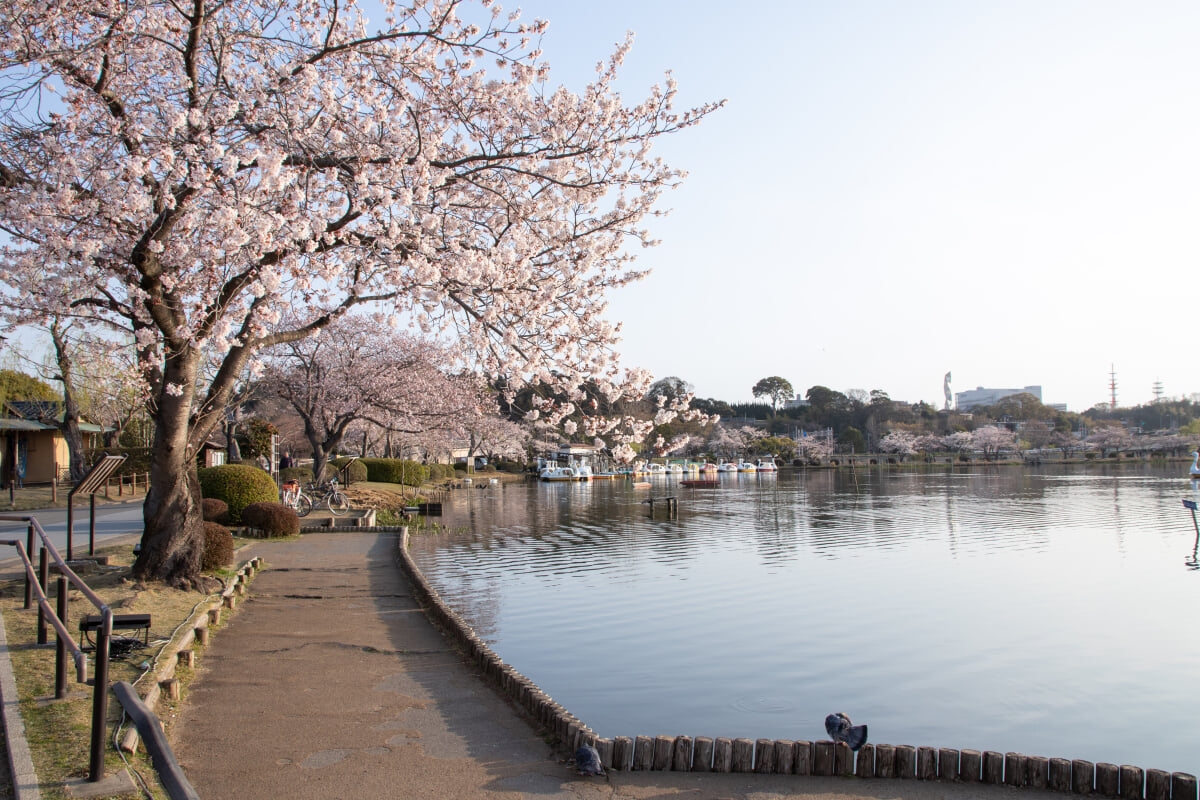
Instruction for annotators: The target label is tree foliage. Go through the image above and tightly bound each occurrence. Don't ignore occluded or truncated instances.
[752,376,793,411]
[0,0,717,585]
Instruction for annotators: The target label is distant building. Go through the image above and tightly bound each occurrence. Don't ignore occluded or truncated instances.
[955,385,1042,411]
[783,393,809,410]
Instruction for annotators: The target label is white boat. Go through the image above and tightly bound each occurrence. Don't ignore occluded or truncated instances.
[646,463,667,475]
[665,463,684,474]
[539,461,580,482]
[716,461,738,473]
[737,460,757,472]
[575,463,593,481]
[756,458,778,472]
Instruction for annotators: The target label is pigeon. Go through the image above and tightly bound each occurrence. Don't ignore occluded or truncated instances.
[575,744,605,776]
[825,712,868,751]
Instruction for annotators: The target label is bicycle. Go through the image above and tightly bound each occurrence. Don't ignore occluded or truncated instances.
[305,477,350,516]
[281,480,313,516]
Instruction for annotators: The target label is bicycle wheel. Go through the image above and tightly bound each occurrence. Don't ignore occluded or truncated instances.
[296,494,313,517]
[327,491,350,515]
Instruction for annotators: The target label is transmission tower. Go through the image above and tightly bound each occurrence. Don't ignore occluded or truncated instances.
[1109,364,1118,410]
[1153,379,1164,404]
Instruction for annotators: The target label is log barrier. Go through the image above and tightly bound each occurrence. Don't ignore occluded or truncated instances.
[394,530,1197,798]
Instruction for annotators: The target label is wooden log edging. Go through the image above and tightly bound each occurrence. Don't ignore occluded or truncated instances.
[394,530,1198,797]
[117,556,264,755]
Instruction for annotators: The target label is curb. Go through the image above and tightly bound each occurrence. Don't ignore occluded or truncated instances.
[0,606,42,800]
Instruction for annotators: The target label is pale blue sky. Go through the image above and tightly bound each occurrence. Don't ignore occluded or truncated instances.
[520,1,1200,411]
[9,2,1197,414]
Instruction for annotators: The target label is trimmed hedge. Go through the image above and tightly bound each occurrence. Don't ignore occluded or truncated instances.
[241,502,300,538]
[279,466,313,484]
[198,464,279,524]
[359,458,428,486]
[201,522,234,570]
[201,498,229,525]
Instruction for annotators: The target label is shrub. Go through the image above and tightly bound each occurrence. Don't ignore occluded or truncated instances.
[453,461,468,472]
[331,457,369,484]
[241,502,300,538]
[279,466,313,484]
[201,522,234,570]
[359,458,428,486]
[201,498,229,524]
[198,464,279,524]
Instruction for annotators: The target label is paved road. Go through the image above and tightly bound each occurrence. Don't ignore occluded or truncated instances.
[171,531,1065,800]
[0,502,144,567]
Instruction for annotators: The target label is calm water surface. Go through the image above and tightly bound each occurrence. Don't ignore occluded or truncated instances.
[407,464,1200,774]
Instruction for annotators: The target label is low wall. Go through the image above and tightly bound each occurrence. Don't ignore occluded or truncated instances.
[395,529,1197,799]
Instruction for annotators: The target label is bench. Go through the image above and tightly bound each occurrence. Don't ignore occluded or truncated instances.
[78,613,152,649]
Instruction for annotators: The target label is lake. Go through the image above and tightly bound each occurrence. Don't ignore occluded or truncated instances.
[405,464,1200,775]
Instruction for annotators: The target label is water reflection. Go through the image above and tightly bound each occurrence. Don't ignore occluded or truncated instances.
[408,464,1199,775]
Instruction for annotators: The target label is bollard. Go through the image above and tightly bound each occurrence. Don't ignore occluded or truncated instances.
[774,740,796,775]
[208,608,221,625]
[652,735,674,771]
[1119,765,1144,800]
[1145,769,1170,800]
[1049,758,1072,792]
[917,747,937,780]
[731,738,754,773]
[1095,763,1120,796]
[813,741,835,776]
[633,736,653,771]
[612,737,633,771]
[1005,753,1027,787]
[671,736,693,771]
[692,737,713,772]
[855,744,875,778]
[1171,773,1198,800]
[959,749,981,782]
[794,740,812,776]
[1072,759,1095,794]
[875,744,896,778]
[896,745,917,779]
[754,739,775,774]
[983,751,1004,784]
[835,742,854,776]
[938,748,959,781]
[712,738,733,773]
[1027,756,1050,789]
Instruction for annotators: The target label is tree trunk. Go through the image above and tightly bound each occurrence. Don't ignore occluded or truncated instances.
[225,419,242,463]
[50,323,88,482]
[132,355,205,589]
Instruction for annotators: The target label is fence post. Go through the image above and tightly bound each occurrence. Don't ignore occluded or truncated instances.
[56,576,67,699]
[89,612,111,782]
[24,522,34,609]
[37,548,48,645]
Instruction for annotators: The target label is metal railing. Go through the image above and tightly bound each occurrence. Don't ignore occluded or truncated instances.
[0,514,115,783]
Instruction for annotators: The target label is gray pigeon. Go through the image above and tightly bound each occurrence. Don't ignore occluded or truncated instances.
[825,712,868,751]
[575,743,605,776]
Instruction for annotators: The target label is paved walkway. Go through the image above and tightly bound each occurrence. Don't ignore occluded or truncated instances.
[171,532,1060,800]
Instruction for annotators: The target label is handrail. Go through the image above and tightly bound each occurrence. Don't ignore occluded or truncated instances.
[0,538,88,683]
[113,682,201,800]
[0,514,115,783]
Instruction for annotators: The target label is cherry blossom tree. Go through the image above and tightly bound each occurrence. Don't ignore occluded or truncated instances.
[793,435,833,462]
[878,431,917,458]
[1086,425,1132,458]
[943,431,974,455]
[265,318,484,483]
[0,0,718,585]
[971,426,1017,461]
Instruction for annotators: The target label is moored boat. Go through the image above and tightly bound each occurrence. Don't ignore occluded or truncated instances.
[737,460,757,472]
